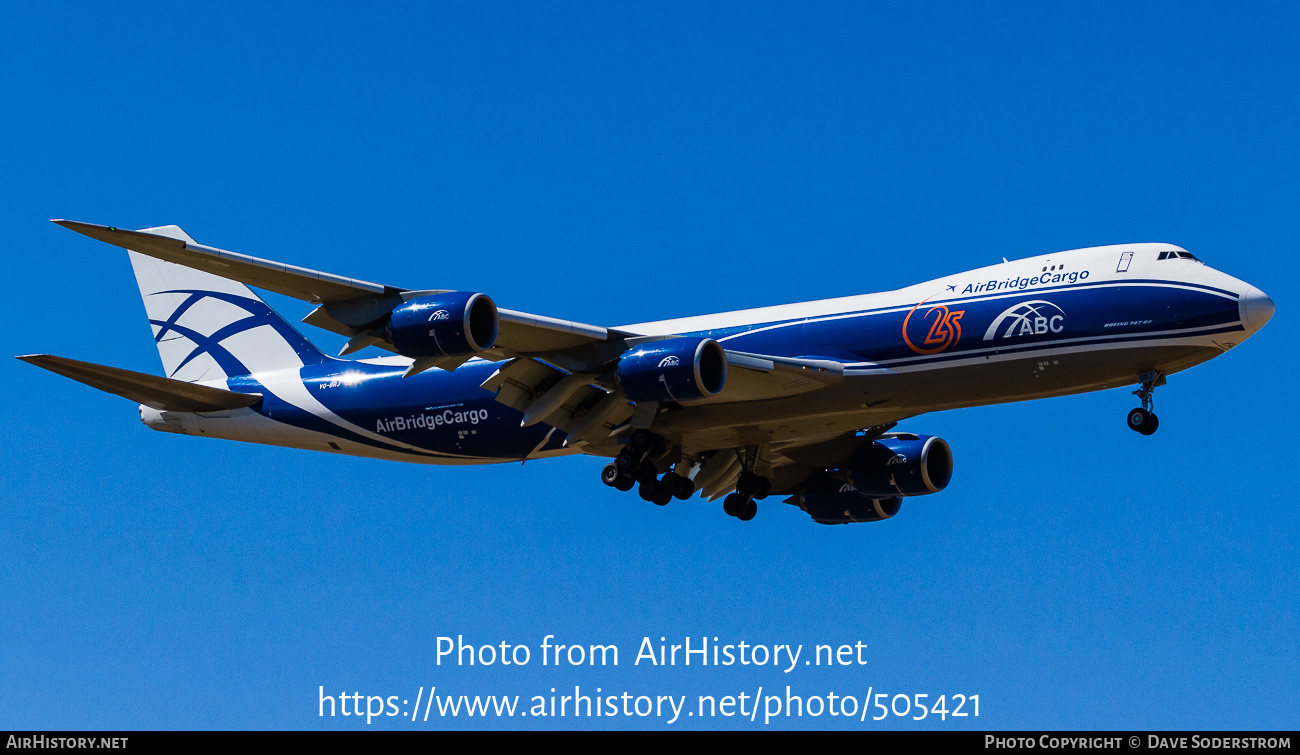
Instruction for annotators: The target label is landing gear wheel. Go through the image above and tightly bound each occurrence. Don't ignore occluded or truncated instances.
[615,451,639,473]
[652,488,672,506]
[737,499,757,521]
[1126,407,1147,432]
[1127,407,1159,435]
[600,463,620,487]
[639,479,662,502]
[613,473,635,492]
[629,429,655,453]
[636,460,659,484]
[1129,370,1164,436]
[669,473,695,501]
[629,429,666,455]
[723,493,743,518]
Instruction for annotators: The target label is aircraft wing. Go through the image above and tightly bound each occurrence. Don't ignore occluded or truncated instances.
[53,220,391,303]
[54,220,850,448]
[54,220,619,358]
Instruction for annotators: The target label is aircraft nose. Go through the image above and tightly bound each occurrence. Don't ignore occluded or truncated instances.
[1241,285,1275,332]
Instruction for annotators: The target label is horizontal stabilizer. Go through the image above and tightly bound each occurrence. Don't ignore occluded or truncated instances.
[17,355,262,413]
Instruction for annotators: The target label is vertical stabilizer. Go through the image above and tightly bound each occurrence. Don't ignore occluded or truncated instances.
[128,226,332,382]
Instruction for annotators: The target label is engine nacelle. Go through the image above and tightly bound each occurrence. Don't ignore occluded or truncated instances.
[849,433,953,497]
[387,292,499,357]
[616,337,727,403]
[790,472,903,525]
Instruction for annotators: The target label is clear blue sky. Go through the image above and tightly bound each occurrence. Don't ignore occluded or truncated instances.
[2,1,1296,730]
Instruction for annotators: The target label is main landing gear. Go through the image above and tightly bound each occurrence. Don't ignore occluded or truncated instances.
[1127,370,1165,436]
[600,432,774,521]
[722,471,770,522]
[600,429,696,506]
[719,445,773,522]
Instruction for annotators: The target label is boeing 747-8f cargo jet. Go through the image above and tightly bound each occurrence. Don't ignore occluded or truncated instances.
[20,221,1273,524]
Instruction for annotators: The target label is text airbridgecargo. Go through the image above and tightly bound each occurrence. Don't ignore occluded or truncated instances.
[26,224,1273,526]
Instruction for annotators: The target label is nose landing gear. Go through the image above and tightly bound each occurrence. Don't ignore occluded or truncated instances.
[1126,407,1158,435]
[1127,371,1165,436]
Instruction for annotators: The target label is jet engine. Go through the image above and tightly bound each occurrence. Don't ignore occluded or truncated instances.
[787,433,953,524]
[788,473,904,525]
[616,337,727,403]
[849,433,953,497]
[386,292,499,357]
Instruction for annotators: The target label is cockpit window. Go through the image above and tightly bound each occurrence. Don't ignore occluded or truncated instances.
[1158,251,1202,262]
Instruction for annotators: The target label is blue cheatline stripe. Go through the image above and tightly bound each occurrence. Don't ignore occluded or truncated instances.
[935,278,1241,302]
[259,402,497,461]
[223,373,498,461]
[845,324,1246,372]
[687,279,1241,342]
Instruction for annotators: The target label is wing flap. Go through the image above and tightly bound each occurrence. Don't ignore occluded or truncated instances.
[18,354,262,413]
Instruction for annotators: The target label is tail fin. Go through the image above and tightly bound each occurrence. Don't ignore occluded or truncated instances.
[128,225,333,382]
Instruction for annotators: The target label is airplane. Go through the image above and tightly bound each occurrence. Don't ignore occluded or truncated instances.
[19,221,1274,524]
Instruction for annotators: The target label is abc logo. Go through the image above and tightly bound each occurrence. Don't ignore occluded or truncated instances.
[983,301,1066,340]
